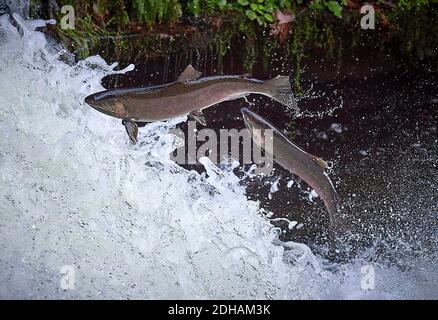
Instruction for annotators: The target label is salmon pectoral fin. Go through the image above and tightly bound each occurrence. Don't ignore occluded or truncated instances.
[177,65,202,82]
[122,119,139,144]
[189,109,207,126]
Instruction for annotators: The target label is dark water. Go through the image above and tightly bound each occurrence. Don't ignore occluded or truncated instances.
[102,45,438,259]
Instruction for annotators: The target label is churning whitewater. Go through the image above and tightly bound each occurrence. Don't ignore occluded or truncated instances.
[0,15,436,299]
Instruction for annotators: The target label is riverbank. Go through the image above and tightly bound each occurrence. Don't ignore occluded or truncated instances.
[30,0,437,90]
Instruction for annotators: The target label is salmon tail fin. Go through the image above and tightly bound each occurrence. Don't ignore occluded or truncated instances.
[263,76,298,111]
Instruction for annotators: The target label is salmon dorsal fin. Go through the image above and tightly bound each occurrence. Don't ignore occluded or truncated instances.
[314,157,328,170]
[177,65,202,82]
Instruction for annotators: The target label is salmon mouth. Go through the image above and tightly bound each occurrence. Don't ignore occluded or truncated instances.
[84,94,95,106]
[84,94,128,119]
[84,94,112,116]
[92,105,118,117]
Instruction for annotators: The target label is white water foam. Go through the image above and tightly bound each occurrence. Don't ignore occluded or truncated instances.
[0,15,436,299]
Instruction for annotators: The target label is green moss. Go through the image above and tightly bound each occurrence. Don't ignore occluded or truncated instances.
[30,0,437,78]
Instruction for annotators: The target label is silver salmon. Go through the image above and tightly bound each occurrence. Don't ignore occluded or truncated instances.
[84,65,296,143]
[241,107,342,229]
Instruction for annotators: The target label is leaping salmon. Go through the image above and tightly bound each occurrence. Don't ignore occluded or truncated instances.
[84,65,296,144]
[241,107,343,231]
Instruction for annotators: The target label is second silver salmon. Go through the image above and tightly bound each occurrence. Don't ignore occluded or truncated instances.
[241,107,342,230]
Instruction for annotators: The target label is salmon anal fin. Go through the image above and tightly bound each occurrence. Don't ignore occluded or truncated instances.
[122,119,139,144]
[177,65,202,82]
[189,109,207,126]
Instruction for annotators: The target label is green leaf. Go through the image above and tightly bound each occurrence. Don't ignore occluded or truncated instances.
[250,3,258,11]
[264,13,274,22]
[255,5,265,14]
[237,0,249,6]
[265,3,274,12]
[245,9,257,20]
[217,0,227,8]
[121,11,129,26]
[281,0,294,8]
[309,0,324,10]
[325,1,343,18]
[257,16,265,26]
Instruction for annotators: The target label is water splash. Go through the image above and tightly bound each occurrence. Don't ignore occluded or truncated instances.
[294,87,343,119]
[1,0,30,18]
